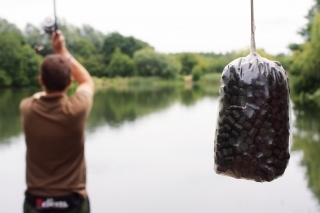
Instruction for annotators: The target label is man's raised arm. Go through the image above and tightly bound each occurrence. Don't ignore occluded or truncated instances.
[51,30,94,96]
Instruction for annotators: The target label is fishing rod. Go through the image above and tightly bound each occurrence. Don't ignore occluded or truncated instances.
[43,0,58,34]
[34,0,58,53]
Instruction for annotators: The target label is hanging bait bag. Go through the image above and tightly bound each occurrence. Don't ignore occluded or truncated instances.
[214,0,290,182]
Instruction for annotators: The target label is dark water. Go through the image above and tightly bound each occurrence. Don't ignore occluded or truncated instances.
[0,85,319,213]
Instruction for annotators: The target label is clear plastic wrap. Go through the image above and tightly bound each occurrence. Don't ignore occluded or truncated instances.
[214,53,290,182]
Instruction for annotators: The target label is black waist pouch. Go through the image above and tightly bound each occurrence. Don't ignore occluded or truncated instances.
[25,193,84,212]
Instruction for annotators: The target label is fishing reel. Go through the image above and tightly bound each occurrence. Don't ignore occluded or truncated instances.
[43,16,58,35]
[34,0,58,53]
[34,16,58,53]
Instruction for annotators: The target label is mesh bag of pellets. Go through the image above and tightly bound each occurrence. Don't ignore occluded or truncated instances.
[214,0,290,182]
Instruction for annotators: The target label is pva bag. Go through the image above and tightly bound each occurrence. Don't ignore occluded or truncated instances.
[214,0,290,182]
[214,54,290,182]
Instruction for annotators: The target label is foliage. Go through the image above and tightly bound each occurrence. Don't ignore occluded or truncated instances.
[178,53,199,75]
[290,13,320,99]
[101,32,152,65]
[24,23,50,55]
[0,17,291,87]
[83,54,107,77]
[0,69,11,87]
[81,24,105,50]
[274,53,292,71]
[206,56,229,73]
[134,49,181,79]
[191,65,202,82]
[72,38,97,59]
[108,48,136,77]
[289,0,320,61]
[0,18,25,42]
[298,0,320,40]
[0,32,41,87]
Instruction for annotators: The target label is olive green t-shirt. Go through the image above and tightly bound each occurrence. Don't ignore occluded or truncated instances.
[20,91,93,198]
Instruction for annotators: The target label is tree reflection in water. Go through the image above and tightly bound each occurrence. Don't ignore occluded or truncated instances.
[2,85,320,207]
[292,105,320,204]
[0,85,218,144]
[87,84,217,130]
[0,88,38,144]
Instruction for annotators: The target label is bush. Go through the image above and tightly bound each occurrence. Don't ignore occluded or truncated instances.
[290,13,320,96]
[83,54,107,77]
[134,49,181,79]
[191,65,202,82]
[178,53,199,75]
[101,32,152,65]
[0,32,41,87]
[108,48,136,78]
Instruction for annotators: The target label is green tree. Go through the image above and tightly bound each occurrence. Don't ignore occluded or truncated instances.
[178,53,199,75]
[191,65,202,82]
[101,32,151,65]
[134,49,181,79]
[0,69,11,87]
[72,38,97,59]
[20,45,42,86]
[291,13,320,96]
[25,19,86,56]
[81,24,105,50]
[108,48,136,77]
[0,32,23,87]
[0,18,25,42]
[24,23,45,53]
[83,54,107,77]
[0,32,41,87]
[299,0,320,40]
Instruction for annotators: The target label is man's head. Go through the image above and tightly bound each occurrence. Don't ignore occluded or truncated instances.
[40,54,72,93]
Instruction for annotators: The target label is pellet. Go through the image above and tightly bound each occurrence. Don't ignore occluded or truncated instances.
[231,130,240,138]
[234,123,243,131]
[235,156,243,163]
[240,143,249,151]
[238,116,246,124]
[249,145,257,153]
[229,138,237,146]
[232,110,241,119]
[240,130,248,138]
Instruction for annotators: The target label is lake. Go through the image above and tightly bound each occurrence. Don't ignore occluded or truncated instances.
[0,85,319,213]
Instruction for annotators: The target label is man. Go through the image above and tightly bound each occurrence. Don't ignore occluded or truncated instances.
[20,30,94,213]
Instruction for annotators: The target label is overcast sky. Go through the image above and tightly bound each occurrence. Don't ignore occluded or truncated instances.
[0,0,315,55]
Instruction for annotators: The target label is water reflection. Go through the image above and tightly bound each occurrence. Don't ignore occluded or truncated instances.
[87,85,218,130]
[0,85,218,144]
[0,88,37,144]
[292,105,320,203]
[88,86,178,129]
[1,85,320,212]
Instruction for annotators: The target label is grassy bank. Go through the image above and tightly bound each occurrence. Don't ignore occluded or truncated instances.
[90,73,222,90]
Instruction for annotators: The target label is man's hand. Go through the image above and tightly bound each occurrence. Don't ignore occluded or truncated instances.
[51,30,69,57]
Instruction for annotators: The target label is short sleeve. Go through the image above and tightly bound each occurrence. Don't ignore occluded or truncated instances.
[20,97,32,115]
[67,91,93,118]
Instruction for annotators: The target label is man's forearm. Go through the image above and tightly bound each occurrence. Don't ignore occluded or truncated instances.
[60,50,94,94]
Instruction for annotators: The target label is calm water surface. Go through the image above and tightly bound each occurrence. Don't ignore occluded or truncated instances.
[0,86,319,213]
